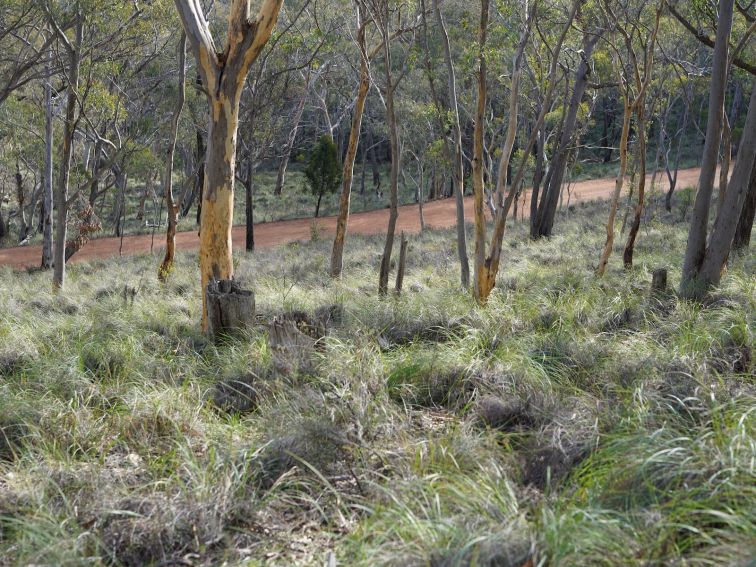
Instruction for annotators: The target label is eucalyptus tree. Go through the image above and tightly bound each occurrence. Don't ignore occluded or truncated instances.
[680,0,735,298]
[158,34,187,282]
[474,0,578,303]
[596,0,662,275]
[531,5,602,239]
[173,0,284,329]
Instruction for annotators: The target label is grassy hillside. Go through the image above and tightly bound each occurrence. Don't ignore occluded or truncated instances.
[0,195,754,566]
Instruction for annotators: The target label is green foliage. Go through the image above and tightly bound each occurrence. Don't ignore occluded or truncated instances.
[303,134,342,200]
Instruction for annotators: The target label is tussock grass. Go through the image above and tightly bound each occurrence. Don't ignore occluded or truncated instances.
[0,198,754,565]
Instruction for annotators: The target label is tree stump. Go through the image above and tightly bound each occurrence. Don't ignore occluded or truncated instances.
[205,279,255,338]
[651,268,668,294]
[268,317,318,375]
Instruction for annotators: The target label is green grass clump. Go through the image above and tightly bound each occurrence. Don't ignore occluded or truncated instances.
[0,197,753,565]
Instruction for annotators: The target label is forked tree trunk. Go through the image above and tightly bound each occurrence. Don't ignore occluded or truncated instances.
[158,34,187,282]
[692,81,756,294]
[433,0,469,288]
[174,0,283,330]
[680,0,735,298]
[331,8,369,278]
[475,0,572,303]
[53,15,83,291]
[533,31,599,239]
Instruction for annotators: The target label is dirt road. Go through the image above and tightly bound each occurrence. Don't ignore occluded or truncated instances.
[0,166,702,271]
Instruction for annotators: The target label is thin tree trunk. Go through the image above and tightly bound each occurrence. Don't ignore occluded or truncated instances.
[597,98,631,276]
[378,11,400,296]
[158,33,186,282]
[680,0,735,297]
[15,161,28,242]
[417,162,425,232]
[665,94,690,211]
[472,0,489,302]
[41,53,54,269]
[53,15,83,291]
[331,8,370,278]
[315,192,323,217]
[718,113,731,213]
[394,232,408,294]
[623,106,647,268]
[432,0,469,288]
[529,122,545,234]
[245,159,254,251]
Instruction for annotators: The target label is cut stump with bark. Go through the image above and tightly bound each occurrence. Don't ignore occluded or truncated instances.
[267,308,338,375]
[205,279,255,338]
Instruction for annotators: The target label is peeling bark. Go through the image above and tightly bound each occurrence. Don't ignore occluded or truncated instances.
[174,0,283,330]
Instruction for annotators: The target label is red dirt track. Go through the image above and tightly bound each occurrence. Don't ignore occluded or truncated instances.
[0,167,703,271]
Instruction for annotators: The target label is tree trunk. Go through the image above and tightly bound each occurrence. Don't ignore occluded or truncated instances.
[693,81,756,293]
[680,0,735,298]
[732,158,756,250]
[529,122,545,235]
[533,31,599,239]
[112,167,127,237]
[378,12,400,296]
[368,128,381,192]
[432,0,470,288]
[623,106,647,269]
[245,159,255,251]
[158,34,186,282]
[394,232,408,295]
[477,0,576,302]
[53,16,83,291]
[472,0,489,303]
[597,98,631,276]
[731,154,756,249]
[41,52,54,269]
[15,161,28,242]
[665,94,690,211]
[175,0,284,330]
[331,10,369,278]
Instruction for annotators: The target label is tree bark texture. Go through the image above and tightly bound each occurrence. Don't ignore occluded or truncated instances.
[174,0,283,330]
[680,0,735,297]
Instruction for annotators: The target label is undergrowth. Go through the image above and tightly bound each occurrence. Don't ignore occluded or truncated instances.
[0,197,753,566]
